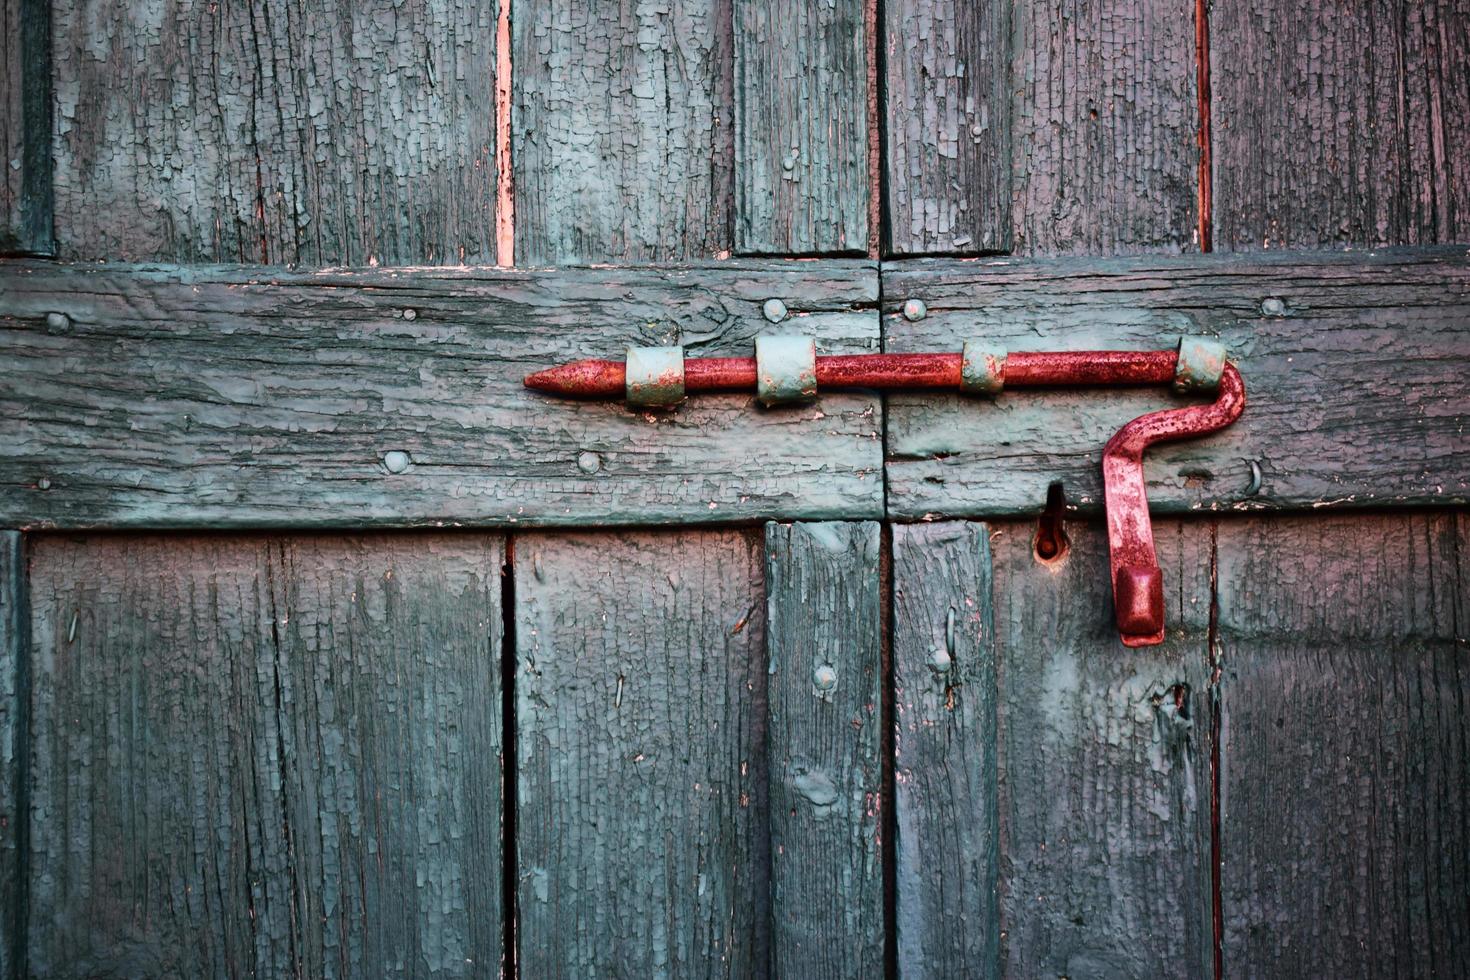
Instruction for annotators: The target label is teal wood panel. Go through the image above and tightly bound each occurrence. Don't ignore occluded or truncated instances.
[1212,0,1470,251]
[891,522,999,979]
[513,0,733,264]
[764,521,884,978]
[883,0,1198,256]
[1216,513,1470,977]
[0,0,49,254]
[734,0,870,255]
[49,0,497,265]
[0,531,24,980]
[990,518,1214,978]
[883,249,1470,518]
[0,260,881,529]
[515,530,770,978]
[24,533,504,978]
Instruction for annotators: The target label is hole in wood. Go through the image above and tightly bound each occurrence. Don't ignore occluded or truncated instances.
[1033,482,1071,564]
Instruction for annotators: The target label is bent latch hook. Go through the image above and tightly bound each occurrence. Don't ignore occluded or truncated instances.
[1102,357,1245,646]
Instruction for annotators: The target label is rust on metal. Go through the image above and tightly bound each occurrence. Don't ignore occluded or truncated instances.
[524,349,1182,398]
[526,341,1247,648]
[1102,363,1246,645]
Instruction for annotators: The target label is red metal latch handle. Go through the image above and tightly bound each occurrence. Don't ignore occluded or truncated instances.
[525,338,1245,647]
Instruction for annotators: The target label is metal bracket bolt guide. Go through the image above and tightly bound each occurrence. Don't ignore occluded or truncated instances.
[526,336,1246,647]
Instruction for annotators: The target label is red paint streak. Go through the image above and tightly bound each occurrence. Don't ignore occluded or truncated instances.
[865,0,882,258]
[495,0,515,266]
[1196,0,1213,252]
[1101,364,1244,645]
[524,349,1179,397]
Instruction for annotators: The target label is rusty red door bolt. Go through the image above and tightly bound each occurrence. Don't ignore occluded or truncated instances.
[525,337,1246,648]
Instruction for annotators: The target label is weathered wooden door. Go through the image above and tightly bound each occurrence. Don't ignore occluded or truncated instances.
[2,1,1467,978]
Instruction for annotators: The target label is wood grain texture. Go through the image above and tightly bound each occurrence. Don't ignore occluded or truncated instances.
[735,0,869,254]
[1011,0,1200,254]
[0,0,50,254]
[991,518,1214,978]
[883,249,1470,518]
[1212,0,1470,250]
[25,532,504,978]
[764,521,883,979]
[882,0,1012,255]
[0,0,18,250]
[0,260,882,529]
[0,532,24,980]
[513,0,733,264]
[883,0,1198,256]
[51,0,497,265]
[1217,513,1470,978]
[891,522,999,979]
[515,530,769,979]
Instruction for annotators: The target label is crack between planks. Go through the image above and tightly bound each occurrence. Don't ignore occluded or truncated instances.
[1207,519,1223,980]
[878,522,898,980]
[499,536,519,978]
[495,0,515,267]
[1195,0,1213,252]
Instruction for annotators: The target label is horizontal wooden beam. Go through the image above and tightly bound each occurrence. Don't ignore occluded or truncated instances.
[0,261,882,529]
[884,248,1470,518]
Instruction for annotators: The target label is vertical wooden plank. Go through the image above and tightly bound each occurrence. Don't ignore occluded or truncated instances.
[0,0,51,253]
[25,533,503,978]
[1212,0,1470,250]
[883,2,1013,255]
[513,0,734,265]
[1217,513,1470,978]
[764,521,884,978]
[50,0,497,265]
[992,519,1214,977]
[0,532,25,980]
[883,0,1199,256]
[516,530,769,978]
[735,0,869,254]
[1011,0,1200,254]
[891,522,999,979]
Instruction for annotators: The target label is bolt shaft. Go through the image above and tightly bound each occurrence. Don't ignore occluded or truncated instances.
[524,350,1179,398]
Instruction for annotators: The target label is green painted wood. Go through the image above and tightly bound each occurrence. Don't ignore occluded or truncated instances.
[0,0,50,254]
[513,0,733,264]
[764,521,884,978]
[1212,0,1470,251]
[25,532,504,978]
[50,0,497,265]
[992,517,1215,978]
[734,0,869,255]
[0,531,24,980]
[882,0,1012,256]
[1216,512,1470,978]
[891,522,998,979]
[884,248,1470,518]
[515,530,769,978]
[0,260,882,529]
[883,0,1199,256]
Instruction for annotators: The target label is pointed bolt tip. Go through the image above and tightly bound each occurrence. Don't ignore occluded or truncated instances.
[523,359,624,398]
